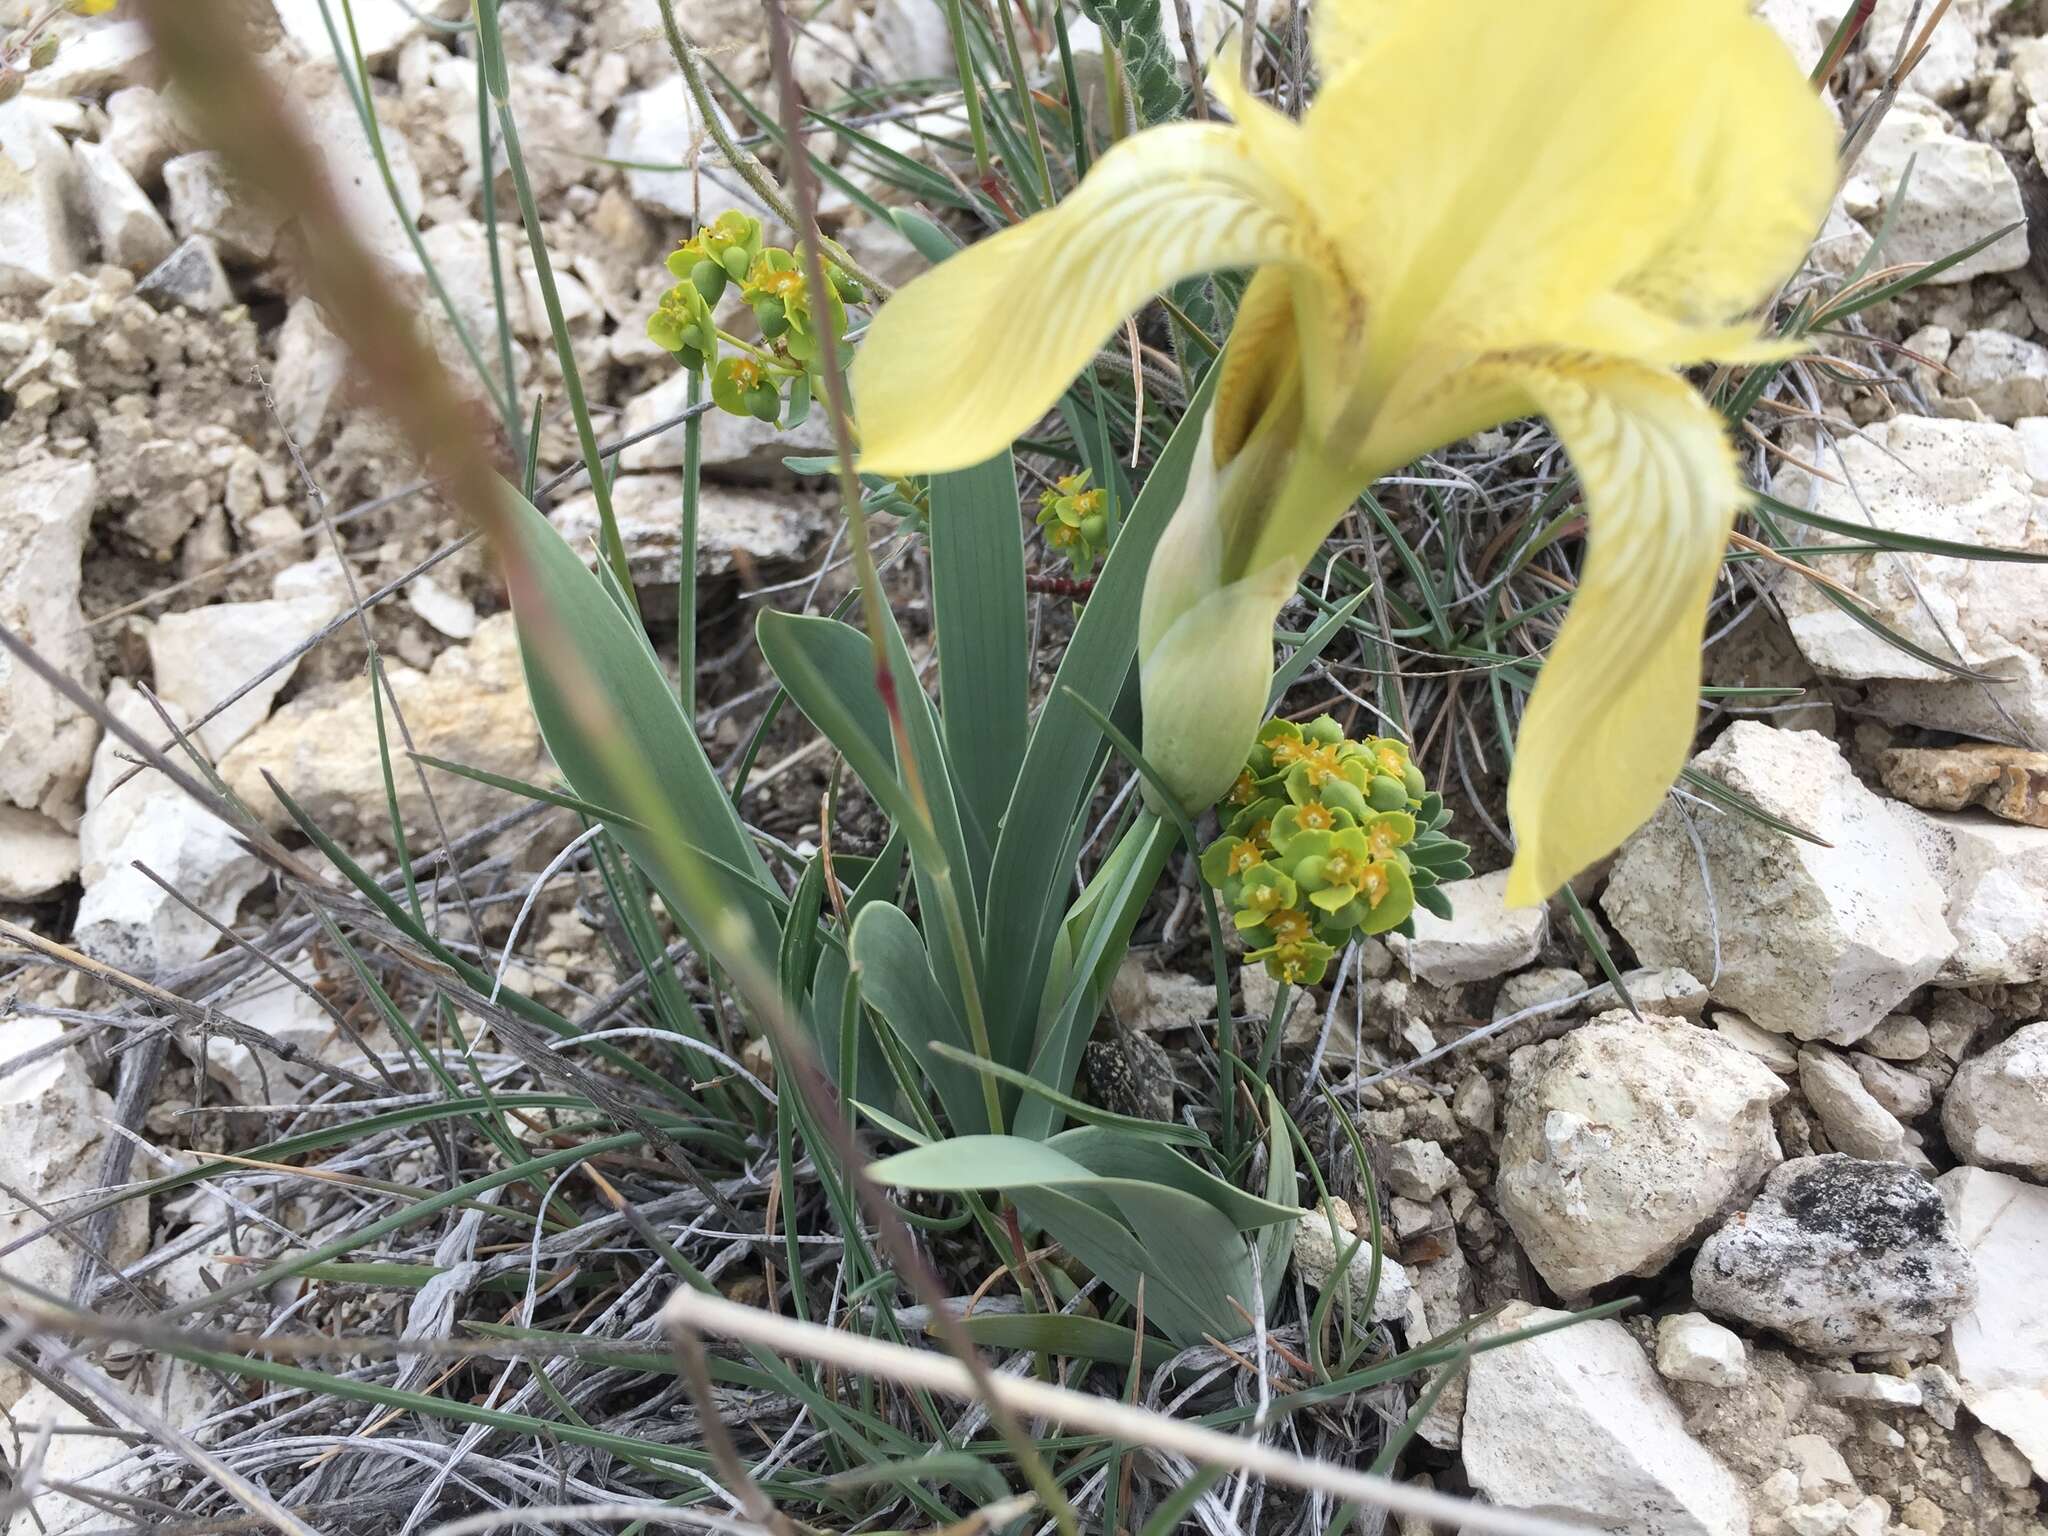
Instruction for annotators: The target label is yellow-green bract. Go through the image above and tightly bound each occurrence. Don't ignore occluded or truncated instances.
[848,0,1837,908]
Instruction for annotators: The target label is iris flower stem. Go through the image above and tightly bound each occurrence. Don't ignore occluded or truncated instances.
[939,0,995,180]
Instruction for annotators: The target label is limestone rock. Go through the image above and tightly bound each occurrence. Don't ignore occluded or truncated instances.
[103,85,183,185]
[220,613,550,849]
[1863,1014,1930,1061]
[1495,1012,1786,1296]
[164,150,284,264]
[75,683,266,976]
[73,137,173,272]
[290,70,425,275]
[550,476,824,591]
[1879,743,2048,828]
[1387,869,1546,987]
[1937,1165,2048,1480]
[619,365,836,476]
[199,961,391,1105]
[1798,1046,1906,1162]
[1385,1138,1457,1201]
[270,296,352,446]
[1942,1021,2048,1179]
[1842,96,2028,281]
[0,807,79,901]
[1846,1051,1933,1120]
[272,0,462,64]
[147,595,339,759]
[1771,416,2048,746]
[1603,724,1954,1043]
[1948,330,2048,422]
[1716,1009,1799,1073]
[1290,1198,1411,1324]
[1464,1302,1749,1536]
[0,103,82,296]
[0,1019,149,1316]
[0,459,99,824]
[135,235,235,314]
[1691,1155,1976,1355]
[1656,1312,1749,1388]
[1895,808,2048,985]
[605,75,764,222]
[1583,965,1709,1020]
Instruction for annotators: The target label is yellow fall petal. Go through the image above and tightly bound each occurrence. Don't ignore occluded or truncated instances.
[851,122,1306,477]
[1500,358,1745,907]
[1307,0,1406,81]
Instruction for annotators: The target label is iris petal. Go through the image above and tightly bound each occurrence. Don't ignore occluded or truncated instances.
[852,123,1305,476]
[1500,356,1745,905]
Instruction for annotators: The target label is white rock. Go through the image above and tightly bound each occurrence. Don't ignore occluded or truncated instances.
[103,86,184,184]
[1691,1154,1976,1355]
[605,75,766,222]
[551,476,825,589]
[25,16,155,96]
[1895,809,2048,986]
[272,0,460,65]
[405,576,477,640]
[2015,35,2048,106]
[1937,1165,2048,1479]
[1863,0,1997,98]
[1656,1312,1749,1388]
[854,0,954,83]
[74,682,266,976]
[73,138,173,272]
[1785,1499,1852,1536]
[1495,1012,1786,1295]
[0,459,99,824]
[1583,965,1709,1020]
[1490,965,1584,1022]
[1842,95,2028,281]
[1845,1051,1933,1120]
[1809,1369,1923,1408]
[619,366,836,475]
[1775,426,2048,743]
[1798,1046,1906,1162]
[1942,1021,2048,1179]
[0,1020,148,1328]
[147,596,339,759]
[134,235,235,314]
[1385,1138,1457,1201]
[271,296,352,447]
[220,614,550,848]
[1864,1014,1931,1061]
[198,960,390,1105]
[0,806,79,901]
[1787,1432,1855,1494]
[1387,868,1546,986]
[1290,1198,1412,1324]
[1947,329,2048,422]
[1603,724,1954,1043]
[1715,1009,1799,1073]
[290,71,424,276]
[164,150,284,263]
[0,103,82,296]
[1464,1302,1748,1536]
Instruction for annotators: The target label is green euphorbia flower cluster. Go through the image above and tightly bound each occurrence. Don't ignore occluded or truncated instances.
[645,210,863,427]
[1199,716,1471,985]
[1035,470,1110,577]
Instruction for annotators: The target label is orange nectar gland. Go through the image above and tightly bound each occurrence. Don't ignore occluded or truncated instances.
[1229,770,1258,807]
[1295,803,1335,834]
[1269,736,1313,772]
[1361,863,1391,908]
[1322,848,1358,886]
[750,266,804,302]
[1298,743,1345,788]
[1367,821,1401,859]
[1374,743,1406,776]
[1244,881,1287,918]
[727,357,764,392]
[1224,838,1264,877]
[1266,910,1313,946]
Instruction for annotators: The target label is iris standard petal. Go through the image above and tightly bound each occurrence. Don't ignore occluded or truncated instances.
[1499,357,1745,906]
[851,122,1306,476]
[1301,0,1829,388]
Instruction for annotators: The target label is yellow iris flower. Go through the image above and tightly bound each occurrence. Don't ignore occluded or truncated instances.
[851,0,1836,905]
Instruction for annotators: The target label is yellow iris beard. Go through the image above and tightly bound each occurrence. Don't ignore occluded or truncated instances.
[849,0,1837,906]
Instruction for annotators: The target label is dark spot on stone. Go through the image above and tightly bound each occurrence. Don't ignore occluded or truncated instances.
[1780,1155,1945,1255]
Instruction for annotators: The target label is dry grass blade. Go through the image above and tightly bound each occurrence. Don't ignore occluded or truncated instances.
[664,1287,1591,1536]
